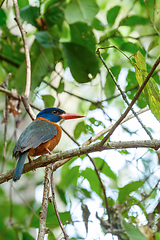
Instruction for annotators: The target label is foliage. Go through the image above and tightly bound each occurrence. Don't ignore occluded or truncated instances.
[0,0,160,239]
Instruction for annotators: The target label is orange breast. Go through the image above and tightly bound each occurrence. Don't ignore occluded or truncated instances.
[28,119,62,157]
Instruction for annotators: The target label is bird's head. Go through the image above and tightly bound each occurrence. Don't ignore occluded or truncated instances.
[36,107,84,123]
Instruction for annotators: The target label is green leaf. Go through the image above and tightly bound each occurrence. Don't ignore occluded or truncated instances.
[92,18,105,31]
[118,149,129,155]
[70,22,96,52]
[57,80,64,93]
[56,186,67,205]
[42,95,55,108]
[143,0,154,23]
[125,69,147,109]
[118,180,144,204]
[94,158,117,180]
[61,42,99,83]
[135,51,160,121]
[30,203,71,229]
[14,41,54,90]
[59,166,80,188]
[18,0,29,9]
[121,42,141,54]
[148,37,160,52]
[123,220,148,240]
[65,0,99,25]
[105,66,121,98]
[0,65,7,83]
[23,232,35,240]
[81,168,101,196]
[0,28,25,68]
[155,231,160,240]
[126,70,137,91]
[0,9,6,26]
[107,6,121,25]
[45,6,64,27]
[20,5,39,27]
[35,31,55,48]
[48,231,56,240]
[79,187,92,199]
[1,228,17,240]
[74,121,94,139]
[89,118,104,127]
[89,103,97,111]
[120,15,148,26]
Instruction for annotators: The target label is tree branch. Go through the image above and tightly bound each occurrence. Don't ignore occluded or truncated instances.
[50,171,69,240]
[1,139,160,184]
[83,106,149,146]
[37,165,52,240]
[96,49,153,140]
[13,0,36,120]
[13,0,31,99]
[0,87,41,111]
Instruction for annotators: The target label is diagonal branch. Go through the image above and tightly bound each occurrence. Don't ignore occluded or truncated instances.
[61,127,111,222]
[96,48,153,140]
[99,55,160,145]
[83,106,149,146]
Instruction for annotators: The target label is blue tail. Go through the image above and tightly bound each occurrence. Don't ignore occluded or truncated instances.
[13,151,29,181]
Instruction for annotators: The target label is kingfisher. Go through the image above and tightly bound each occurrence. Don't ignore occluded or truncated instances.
[13,107,83,181]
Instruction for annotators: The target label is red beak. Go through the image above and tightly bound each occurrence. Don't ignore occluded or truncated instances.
[60,112,84,120]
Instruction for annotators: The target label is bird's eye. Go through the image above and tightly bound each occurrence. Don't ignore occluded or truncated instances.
[52,110,59,115]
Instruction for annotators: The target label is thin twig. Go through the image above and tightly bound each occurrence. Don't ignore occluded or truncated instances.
[43,80,138,105]
[37,165,52,240]
[13,0,31,99]
[0,0,5,8]
[61,127,111,222]
[13,0,36,120]
[101,85,139,103]
[96,48,153,140]
[98,33,158,44]
[1,74,10,172]
[42,80,96,104]
[50,171,69,240]
[83,106,149,146]
[12,185,40,219]
[0,86,41,112]
[122,180,160,215]
[21,96,36,120]
[100,55,160,145]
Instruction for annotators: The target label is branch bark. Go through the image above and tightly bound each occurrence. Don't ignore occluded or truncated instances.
[37,165,52,240]
[13,0,36,120]
[50,171,69,240]
[1,139,160,184]
[13,0,31,99]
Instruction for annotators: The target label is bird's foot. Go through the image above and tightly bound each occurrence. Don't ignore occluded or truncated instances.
[45,148,53,155]
[28,156,33,163]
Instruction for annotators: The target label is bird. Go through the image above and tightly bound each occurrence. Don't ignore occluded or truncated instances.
[13,107,83,181]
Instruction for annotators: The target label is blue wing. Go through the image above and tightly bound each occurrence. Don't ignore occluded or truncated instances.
[13,120,57,159]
